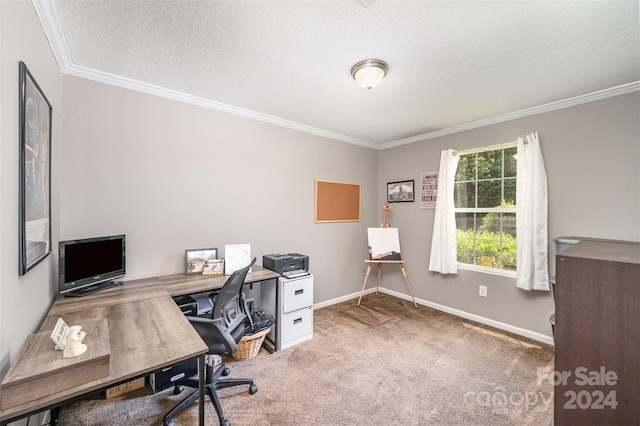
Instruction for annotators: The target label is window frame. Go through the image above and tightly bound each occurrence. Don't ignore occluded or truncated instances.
[454,142,517,276]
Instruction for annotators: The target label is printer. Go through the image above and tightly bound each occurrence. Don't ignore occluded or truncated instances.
[263,253,309,277]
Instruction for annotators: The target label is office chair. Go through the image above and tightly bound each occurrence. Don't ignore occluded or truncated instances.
[163,257,258,426]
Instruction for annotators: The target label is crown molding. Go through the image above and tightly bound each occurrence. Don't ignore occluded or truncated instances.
[32,0,379,150]
[65,65,380,150]
[33,0,639,152]
[381,81,640,150]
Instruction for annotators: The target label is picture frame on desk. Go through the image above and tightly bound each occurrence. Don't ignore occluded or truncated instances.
[185,248,218,275]
[19,61,52,275]
[202,259,224,275]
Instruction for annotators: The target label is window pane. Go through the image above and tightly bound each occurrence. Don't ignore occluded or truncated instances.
[454,182,475,208]
[455,212,475,231]
[475,231,501,268]
[455,154,476,181]
[501,241,517,271]
[504,147,517,177]
[456,230,475,264]
[502,213,516,237]
[504,178,516,205]
[477,150,502,180]
[477,179,502,208]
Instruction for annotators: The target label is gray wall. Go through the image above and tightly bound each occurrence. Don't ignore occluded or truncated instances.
[60,76,379,305]
[378,92,640,341]
[0,0,62,409]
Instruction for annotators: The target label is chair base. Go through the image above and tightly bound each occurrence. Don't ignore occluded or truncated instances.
[163,363,257,426]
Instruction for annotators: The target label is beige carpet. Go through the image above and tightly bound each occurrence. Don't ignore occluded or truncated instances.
[58,293,555,425]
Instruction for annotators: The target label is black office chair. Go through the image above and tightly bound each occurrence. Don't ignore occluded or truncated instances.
[163,257,258,426]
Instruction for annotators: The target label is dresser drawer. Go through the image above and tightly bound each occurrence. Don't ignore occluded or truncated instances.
[281,276,313,313]
[280,307,313,343]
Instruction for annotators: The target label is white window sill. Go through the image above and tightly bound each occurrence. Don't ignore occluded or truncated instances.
[457,263,517,278]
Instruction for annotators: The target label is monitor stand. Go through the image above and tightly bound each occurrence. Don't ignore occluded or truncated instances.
[64,280,123,297]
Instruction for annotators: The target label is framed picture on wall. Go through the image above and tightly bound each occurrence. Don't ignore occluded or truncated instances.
[185,248,218,275]
[387,180,415,203]
[19,61,52,275]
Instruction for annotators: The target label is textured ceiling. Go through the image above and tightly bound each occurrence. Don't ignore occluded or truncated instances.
[36,0,639,148]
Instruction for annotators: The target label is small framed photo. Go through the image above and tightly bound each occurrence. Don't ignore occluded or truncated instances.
[185,248,218,275]
[203,259,224,275]
[387,180,415,203]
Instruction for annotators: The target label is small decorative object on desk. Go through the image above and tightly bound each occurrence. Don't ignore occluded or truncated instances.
[202,258,224,275]
[50,317,88,358]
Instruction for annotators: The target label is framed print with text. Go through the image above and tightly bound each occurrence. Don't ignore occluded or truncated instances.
[420,172,438,209]
[19,62,52,275]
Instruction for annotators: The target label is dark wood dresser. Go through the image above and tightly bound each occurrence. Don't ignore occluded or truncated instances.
[554,240,640,425]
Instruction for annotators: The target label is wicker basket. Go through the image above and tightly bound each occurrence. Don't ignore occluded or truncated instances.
[232,327,271,360]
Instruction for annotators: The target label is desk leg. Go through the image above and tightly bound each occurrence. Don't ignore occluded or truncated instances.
[357,264,373,306]
[399,264,418,309]
[198,354,205,426]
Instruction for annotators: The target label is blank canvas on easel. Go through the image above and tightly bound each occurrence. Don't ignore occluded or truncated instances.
[367,228,402,260]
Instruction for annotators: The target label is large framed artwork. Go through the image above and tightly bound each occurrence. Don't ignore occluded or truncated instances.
[19,62,52,275]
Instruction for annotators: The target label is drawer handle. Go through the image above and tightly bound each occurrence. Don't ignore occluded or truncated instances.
[293,318,303,324]
[295,289,304,295]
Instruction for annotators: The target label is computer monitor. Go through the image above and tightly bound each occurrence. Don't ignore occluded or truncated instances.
[58,234,126,297]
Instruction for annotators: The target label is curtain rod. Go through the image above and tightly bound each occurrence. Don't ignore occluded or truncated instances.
[455,140,518,156]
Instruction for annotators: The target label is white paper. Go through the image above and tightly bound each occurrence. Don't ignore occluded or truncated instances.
[224,244,252,275]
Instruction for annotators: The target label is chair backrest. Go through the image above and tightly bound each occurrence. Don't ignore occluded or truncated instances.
[209,257,256,333]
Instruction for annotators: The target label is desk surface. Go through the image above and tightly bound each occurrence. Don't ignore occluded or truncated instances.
[0,266,280,423]
[161,265,280,297]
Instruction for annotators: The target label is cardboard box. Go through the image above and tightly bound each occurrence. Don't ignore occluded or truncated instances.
[105,377,145,399]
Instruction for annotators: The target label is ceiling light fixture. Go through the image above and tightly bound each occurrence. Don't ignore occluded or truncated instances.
[350,59,389,89]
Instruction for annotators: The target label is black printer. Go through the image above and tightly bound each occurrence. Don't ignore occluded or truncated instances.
[263,253,309,275]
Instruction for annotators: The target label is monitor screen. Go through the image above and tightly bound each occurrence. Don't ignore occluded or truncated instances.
[59,234,126,294]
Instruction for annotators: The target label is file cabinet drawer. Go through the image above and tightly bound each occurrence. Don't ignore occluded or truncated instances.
[282,276,313,313]
[280,307,313,343]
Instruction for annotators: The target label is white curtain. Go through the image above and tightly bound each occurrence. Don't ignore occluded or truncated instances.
[429,149,460,274]
[516,132,550,290]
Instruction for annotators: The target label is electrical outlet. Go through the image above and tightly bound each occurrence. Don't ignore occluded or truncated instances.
[479,285,488,297]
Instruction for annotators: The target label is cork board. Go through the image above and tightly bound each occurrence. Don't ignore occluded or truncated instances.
[315,179,361,222]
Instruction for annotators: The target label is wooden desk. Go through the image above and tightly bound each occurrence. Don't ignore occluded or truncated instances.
[0,280,208,425]
[357,260,418,308]
[160,265,280,297]
[0,266,280,425]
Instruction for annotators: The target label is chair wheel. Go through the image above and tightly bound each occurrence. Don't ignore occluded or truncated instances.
[163,420,174,426]
[222,419,231,426]
[222,366,231,376]
[173,385,184,395]
[249,383,258,394]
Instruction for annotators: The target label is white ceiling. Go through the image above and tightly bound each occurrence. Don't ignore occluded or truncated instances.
[35,0,639,149]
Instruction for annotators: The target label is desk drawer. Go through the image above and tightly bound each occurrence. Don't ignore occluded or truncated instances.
[280,307,313,343]
[281,276,313,313]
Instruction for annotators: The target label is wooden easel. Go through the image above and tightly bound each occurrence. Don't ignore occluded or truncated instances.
[357,259,418,308]
[357,203,418,309]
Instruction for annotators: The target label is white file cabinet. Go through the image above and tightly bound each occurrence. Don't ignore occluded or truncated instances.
[273,274,313,350]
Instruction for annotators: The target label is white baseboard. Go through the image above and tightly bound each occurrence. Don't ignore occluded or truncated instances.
[313,287,555,346]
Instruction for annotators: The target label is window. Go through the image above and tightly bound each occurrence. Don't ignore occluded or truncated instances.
[454,144,517,272]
